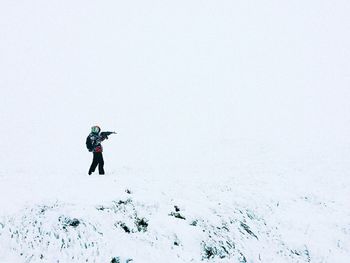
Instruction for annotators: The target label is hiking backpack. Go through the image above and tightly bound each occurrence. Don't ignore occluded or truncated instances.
[86,136,94,152]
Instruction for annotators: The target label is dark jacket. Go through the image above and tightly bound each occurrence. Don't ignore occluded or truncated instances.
[88,132,106,153]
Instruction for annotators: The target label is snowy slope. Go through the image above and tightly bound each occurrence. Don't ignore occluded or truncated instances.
[0,151,349,262]
[1,1,350,262]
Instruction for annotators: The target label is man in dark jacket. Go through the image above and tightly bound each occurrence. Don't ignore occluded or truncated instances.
[88,125,106,175]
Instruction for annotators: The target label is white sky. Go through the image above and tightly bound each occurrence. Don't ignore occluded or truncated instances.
[0,1,349,173]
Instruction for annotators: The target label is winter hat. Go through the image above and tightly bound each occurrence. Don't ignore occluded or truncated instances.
[91,125,101,134]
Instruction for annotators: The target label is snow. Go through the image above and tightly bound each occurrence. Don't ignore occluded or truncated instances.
[0,0,350,262]
[1,155,349,262]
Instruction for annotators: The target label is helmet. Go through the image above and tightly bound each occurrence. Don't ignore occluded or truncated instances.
[91,125,101,134]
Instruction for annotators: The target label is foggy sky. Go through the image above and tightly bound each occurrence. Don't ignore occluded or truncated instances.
[1,1,349,173]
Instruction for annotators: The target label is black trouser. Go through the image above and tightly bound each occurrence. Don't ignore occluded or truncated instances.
[89,152,105,175]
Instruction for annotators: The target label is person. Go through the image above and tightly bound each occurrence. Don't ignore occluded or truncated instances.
[87,125,106,175]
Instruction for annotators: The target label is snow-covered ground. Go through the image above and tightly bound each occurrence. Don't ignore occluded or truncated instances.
[1,1,350,262]
[1,143,349,262]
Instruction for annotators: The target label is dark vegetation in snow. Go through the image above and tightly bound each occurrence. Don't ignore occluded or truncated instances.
[0,195,328,262]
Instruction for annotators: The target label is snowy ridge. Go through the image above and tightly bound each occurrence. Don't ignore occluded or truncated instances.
[0,171,349,263]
